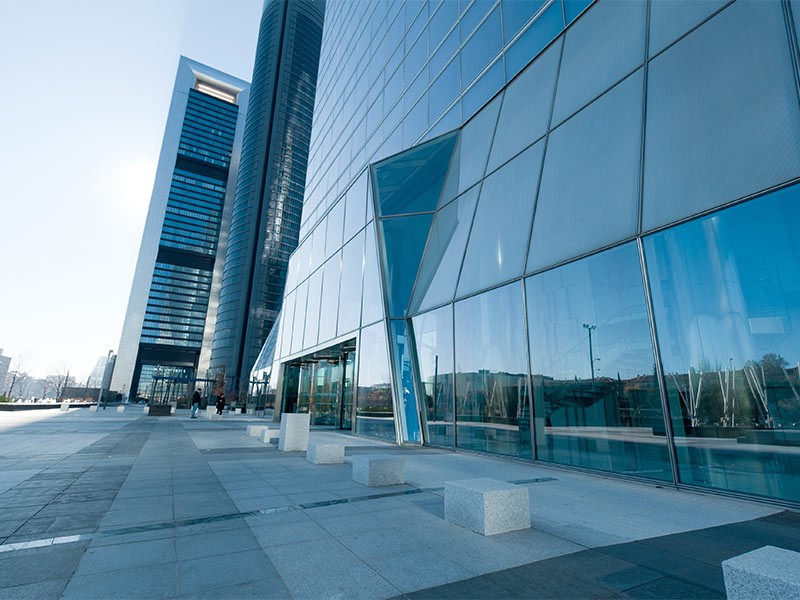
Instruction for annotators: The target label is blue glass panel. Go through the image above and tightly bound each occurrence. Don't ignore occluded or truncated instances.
[303,268,322,349]
[356,322,396,440]
[380,213,435,317]
[461,7,502,87]
[412,304,455,447]
[429,25,459,80]
[645,185,800,503]
[460,0,495,42]
[504,1,563,82]
[403,94,429,147]
[642,0,800,231]
[390,319,422,442]
[551,0,645,126]
[372,132,458,216]
[324,200,345,259]
[458,141,543,297]
[318,254,340,343]
[343,170,368,243]
[502,0,546,43]
[338,231,365,336]
[488,37,560,173]
[563,0,592,24]
[528,70,642,273]
[410,186,479,314]
[454,282,532,458]
[462,58,504,121]
[430,0,459,48]
[279,291,295,358]
[527,242,671,478]
[649,0,727,57]
[290,280,308,355]
[429,57,460,122]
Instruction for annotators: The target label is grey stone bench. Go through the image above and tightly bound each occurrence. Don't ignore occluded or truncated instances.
[722,545,800,599]
[306,443,345,464]
[89,405,98,412]
[259,428,280,444]
[247,425,270,438]
[116,405,125,413]
[352,454,405,486]
[444,478,530,536]
[278,413,310,452]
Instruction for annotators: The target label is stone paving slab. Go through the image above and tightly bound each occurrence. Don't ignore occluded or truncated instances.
[0,409,795,600]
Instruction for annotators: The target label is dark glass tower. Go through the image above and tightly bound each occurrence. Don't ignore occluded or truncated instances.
[112,58,249,401]
[210,0,325,392]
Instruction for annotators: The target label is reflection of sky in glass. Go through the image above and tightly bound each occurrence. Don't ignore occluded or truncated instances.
[645,184,800,374]
[527,242,654,381]
[357,322,392,389]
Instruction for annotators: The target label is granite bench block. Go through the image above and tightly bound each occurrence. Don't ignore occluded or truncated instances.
[143,406,149,414]
[278,413,310,451]
[444,478,531,536]
[352,454,405,486]
[89,405,98,412]
[259,428,280,444]
[306,443,345,464]
[722,545,800,600]
[116,405,126,413]
[247,425,270,438]
[60,403,70,411]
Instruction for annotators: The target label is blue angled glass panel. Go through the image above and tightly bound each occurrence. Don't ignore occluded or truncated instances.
[344,171,368,244]
[488,37,560,173]
[502,0,547,44]
[440,92,503,205]
[460,6,502,88]
[324,199,345,259]
[551,0,645,126]
[642,0,800,232]
[303,267,322,350]
[528,70,642,274]
[504,1,564,82]
[379,214,435,317]
[526,242,671,479]
[279,290,295,358]
[412,304,455,447]
[457,141,543,297]
[410,186,479,315]
[356,322,396,441]
[563,0,593,24]
[290,280,308,355]
[372,132,458,217]
[389,319,422,443]
[644,184,800,503]
[454,282,532,458]
[318,254,340,344]
[649,0,727,57]
[462,58,504,121]
[429,57,460,123]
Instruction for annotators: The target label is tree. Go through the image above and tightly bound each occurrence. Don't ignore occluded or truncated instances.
[4,353,32,399]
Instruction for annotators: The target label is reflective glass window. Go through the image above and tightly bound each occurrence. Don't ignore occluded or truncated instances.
[441,92,502,204]
[429,25,459,80]
[410,186,479,314]
[526,242,671,478]
[563,0,593,24]
[551,0,645,126]
[460,0,495,42]
[458,141,542,297]
[502,0,546,43]
[324,200,345,259]
[529,70,642,273]
[429,57,460,122]
[338,231,365,336]
[642,1,800,231]
[279,291,295,358]
[372,132,457,217]
[504,0,563,82]
[318,254,340,343]
[430,0,458,48]
[649,0,727,57]
[403,95,429,148]
[303,268,322,349]
[645,185,800,503]
[290,280,308,355]
[343,171,368,243]
[390,319,422,443]
[488,37,560,173]
[461,6,502,87]
[361,224,384,326]
[310,225,325,273]
[462,58,504,120]
[380,214,435,317]
[454,282,532,458]
[356,322,396,440]
[412,304,455,447]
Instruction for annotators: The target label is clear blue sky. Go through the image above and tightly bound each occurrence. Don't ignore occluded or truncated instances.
[0,0,263,381]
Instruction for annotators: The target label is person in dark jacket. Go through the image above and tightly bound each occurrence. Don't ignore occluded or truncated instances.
[215,393,225,415]
[190,389,201,418]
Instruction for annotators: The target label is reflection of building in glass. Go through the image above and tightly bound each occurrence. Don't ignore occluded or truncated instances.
[209,0,325,395]
[253,0,800,505]
[112,57,249,403]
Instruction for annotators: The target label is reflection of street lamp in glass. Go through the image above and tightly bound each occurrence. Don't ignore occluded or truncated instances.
[583,323,597,388]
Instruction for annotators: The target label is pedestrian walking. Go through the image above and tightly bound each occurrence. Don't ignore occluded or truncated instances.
[215,393,225,415]
[190,388,201,418]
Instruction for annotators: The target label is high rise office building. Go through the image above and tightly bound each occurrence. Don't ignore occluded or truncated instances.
[209,0,325,394]
[112,57,249,402]
[259,0,800,506]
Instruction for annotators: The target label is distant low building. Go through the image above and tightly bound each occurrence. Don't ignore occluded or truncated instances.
[0,350,10,396]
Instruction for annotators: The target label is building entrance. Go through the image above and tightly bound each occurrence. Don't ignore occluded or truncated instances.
[282,340,356,430]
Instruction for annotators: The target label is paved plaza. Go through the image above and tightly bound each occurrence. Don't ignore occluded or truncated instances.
[0,408,798,599]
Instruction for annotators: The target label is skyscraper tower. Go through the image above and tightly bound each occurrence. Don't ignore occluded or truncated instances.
[111,57,249,401]
[210,0,325,393]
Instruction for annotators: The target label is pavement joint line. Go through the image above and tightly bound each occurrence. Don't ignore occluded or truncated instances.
[0,477,558,554]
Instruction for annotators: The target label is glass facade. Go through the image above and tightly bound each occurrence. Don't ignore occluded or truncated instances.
[265,0,800,505]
